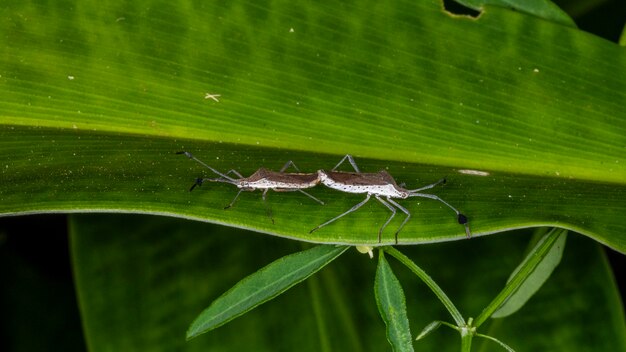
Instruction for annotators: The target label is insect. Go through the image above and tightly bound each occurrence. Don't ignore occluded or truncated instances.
[310,155,470,243]
[177,152,323,210]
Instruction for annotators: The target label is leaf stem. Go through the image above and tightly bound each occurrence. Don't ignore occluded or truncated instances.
[384,247,465,326]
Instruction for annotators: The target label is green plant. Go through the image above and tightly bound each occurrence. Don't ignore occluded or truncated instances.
[1,0,625,350]
[183,227,570,351]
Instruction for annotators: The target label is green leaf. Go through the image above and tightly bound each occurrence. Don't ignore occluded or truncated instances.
[186,244,347,339]
[476,234,626,351]
[2,1,626,252]
[491,228,567,318]
[70,215,625,351]
[375,250,414,352]
[415,321,443,341]
[474,228,567,326]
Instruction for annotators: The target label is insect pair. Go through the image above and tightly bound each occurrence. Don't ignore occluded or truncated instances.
[177,152,471,243]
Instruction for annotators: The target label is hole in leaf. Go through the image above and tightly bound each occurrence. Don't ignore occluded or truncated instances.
[442,0,482,18]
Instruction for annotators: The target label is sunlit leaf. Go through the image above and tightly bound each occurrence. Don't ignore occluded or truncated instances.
[1,1,625,251]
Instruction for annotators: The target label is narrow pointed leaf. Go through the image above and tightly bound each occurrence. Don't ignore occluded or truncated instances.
[415,321,443,341]
[475,228,568,326]
[375,250,414,352]
[491,229,567,318]
[187,244,348,339]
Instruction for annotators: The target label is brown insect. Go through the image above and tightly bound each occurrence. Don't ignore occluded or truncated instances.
[311,155,470,243]
[177,151,323,209]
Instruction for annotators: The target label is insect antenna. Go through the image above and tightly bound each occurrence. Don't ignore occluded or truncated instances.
[188,177,204,191]
[176,151,238,182]
[187,176,238,191]
[407,177,446,192]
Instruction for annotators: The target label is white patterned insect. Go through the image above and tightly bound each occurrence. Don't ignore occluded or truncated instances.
[310,155,470,243]
[177,151,323,209]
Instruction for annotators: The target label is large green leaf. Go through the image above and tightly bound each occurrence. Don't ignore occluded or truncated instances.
[1,1,625,251]
[70,214,626,351]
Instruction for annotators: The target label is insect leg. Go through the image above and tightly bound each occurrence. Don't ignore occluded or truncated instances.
[271,188,324,205]
[188,177,232,191]
[309,194,371,234]
[408,178,446,192]
[260,189,275,224]
[386,198,411,244]
[188,178,204,191]
[279,160,301,173]
[224,169,244,178]
[375,196,397,243]
[331,154,361,173]
[409,193,471,237]
[297,190,325,205]
[224,188,245,209]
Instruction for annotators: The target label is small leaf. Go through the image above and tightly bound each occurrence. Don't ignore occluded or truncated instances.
[492,229,567,318]
[474,228,568,327]
[186,244,348,339]
[375,250,414,352]
[415,321,443,341]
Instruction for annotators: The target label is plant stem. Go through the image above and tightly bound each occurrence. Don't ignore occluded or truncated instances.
[384,247,465,326]
[460,329,474,352]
